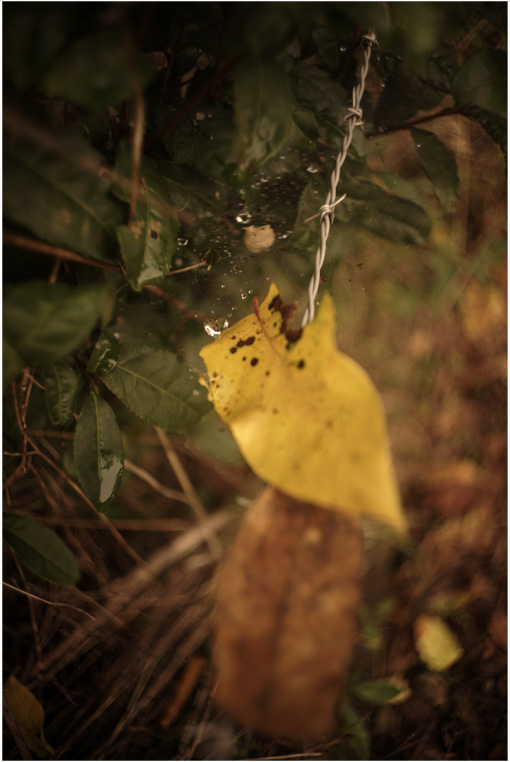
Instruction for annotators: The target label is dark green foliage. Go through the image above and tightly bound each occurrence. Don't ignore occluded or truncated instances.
[113,145,180,289]
[3,127,124,260]
[3,1,506,585]
[74,391,124,509]
[411,128,459,210]
[91,338,210,434]
[43,362,82,427]
[3,282,109,367]
[4,513,80,585]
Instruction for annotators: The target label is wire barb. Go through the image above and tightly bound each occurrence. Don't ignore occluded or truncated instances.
[301,30,377,328]
[304,194,347,224]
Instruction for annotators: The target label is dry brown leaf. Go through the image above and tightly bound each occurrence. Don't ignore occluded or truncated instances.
[213,486,363,739]
[160,656,206,730]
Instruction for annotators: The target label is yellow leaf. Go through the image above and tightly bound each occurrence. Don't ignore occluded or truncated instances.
[414,614,463,672]
[3,675,54,757]
[199,284,406,533]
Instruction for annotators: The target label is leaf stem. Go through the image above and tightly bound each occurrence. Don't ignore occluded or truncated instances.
[366,106,476,138]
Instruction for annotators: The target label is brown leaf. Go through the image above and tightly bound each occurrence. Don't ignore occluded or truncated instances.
[213,486,363,739]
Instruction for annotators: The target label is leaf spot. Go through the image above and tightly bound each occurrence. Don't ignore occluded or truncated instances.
[250,357,259,366]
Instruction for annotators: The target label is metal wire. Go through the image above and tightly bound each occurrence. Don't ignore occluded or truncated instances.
[301,31,377,327]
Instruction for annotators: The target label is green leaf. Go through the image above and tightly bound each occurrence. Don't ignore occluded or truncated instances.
[411,128,459,210]
[96,339,210,433]
[113,147,180,290]
[349,679,401,704]
[74,391,124,509]
[291,179,326,251]
[3,3,77,91]
[412,43,459,93]
[345,180,432,244]
[291,106,319,142]
[4,282,109,367]
[158,162,229,218]
[341,703,370,761]
[234,58,294,178]
[290,61,345,116]
[3,126,124,260]
[374,60,444,129]
[452,49,507,116]
[164,104,237,186]
[468,108,507,158]
[3,338,25,389]
[312,27,342,71]
[43,362,81,427]
[3,513,80,585]
[87,333,122,375]
[42,29,156,110]
[287,106,319,150]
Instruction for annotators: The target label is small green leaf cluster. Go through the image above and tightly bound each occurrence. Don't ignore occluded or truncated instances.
[3,3,506,585]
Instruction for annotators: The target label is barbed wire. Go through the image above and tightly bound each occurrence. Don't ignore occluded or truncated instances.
[301,30,377,327]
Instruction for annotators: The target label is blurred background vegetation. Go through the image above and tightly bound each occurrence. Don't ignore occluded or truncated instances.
[3,2,507,760]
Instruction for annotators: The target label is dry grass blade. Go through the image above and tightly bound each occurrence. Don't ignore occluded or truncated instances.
[124,459,189,504]
[38,510,229,676]
[155,426,223,559]
[2,582,96,622]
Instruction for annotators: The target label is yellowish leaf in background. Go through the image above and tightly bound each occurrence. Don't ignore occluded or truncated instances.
[200,284,406,533]
[3,675,54,757]
[414,614,463,672]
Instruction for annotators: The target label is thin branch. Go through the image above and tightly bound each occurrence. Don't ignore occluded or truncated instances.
[12,555,43,679]
[124,459,189,504]
[3,231,122,271]
[144,282,208,321]
[3,581,96,622]
[128,83,146,227]
[155,427,222,559]
[4,511,191,531]
[366,105,476,139]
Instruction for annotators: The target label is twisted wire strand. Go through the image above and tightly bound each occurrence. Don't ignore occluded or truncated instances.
[301,31,377,327]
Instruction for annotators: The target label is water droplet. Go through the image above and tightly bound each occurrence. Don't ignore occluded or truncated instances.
[340,46,346,52]
[240,292,248,300]
[236,210,252,224]
[203,317,229,337]
[178,237,188,246]
[192,389,200,396]
[306,165,319,173]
